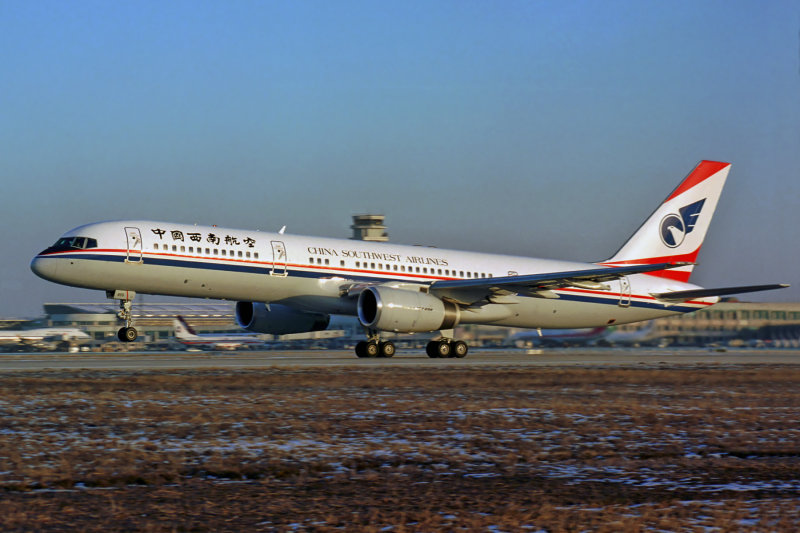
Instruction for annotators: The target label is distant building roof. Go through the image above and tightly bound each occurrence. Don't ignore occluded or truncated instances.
[43,302,234,318]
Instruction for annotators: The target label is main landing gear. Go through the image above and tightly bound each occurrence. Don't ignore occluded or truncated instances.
[355,339,396,358]
[425,339,469,358]
[354,329,396,358]
[108,290,138,343]
[353,334,470,359]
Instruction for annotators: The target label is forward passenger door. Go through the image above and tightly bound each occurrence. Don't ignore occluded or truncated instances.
[124,227,143,264]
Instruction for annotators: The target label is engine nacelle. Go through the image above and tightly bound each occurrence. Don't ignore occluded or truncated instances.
[235,302,330,335]
[358,286,460,333]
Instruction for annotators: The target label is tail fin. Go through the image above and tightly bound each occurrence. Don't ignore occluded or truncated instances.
[173,316,198,339]
[604,161,731,282]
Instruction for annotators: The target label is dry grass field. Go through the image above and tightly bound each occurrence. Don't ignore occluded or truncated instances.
[1,364,800,531]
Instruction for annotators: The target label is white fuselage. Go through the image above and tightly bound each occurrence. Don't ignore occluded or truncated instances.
[31,220,715,331]
[0,328,91,345]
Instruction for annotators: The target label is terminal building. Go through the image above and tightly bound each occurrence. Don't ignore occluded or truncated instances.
[609,300,800,347]
[41,302,237,347]
[26,299,800,351]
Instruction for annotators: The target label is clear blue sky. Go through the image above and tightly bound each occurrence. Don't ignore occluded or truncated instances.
[1,0,798,316]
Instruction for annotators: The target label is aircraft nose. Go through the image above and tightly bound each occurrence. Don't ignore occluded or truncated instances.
[30,255,60,281]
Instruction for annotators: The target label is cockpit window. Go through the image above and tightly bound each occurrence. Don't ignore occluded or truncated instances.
[50,236,98,251]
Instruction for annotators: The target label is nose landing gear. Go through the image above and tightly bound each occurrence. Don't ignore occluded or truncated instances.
[108,290,138,343]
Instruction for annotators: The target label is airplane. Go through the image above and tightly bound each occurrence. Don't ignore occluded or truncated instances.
[30,161,788,358]
[508,327,609,348]
[603,322,661,346]
[0,326,91,351]
[172,316,268,350]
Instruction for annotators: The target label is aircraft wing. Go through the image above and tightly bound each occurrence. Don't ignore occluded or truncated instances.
[651,284,789,303]
[430,263,688,305]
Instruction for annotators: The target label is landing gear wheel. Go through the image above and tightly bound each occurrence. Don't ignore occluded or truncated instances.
[426,341,439,358]
[436,340,452,358]
[355,341,368,358]
[452,340,468,358]
[365,341,379,358]
[118,326,138,343]
[379,341,395,358]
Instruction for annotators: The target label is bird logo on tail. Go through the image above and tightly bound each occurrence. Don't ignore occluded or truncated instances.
[659,198,706,248]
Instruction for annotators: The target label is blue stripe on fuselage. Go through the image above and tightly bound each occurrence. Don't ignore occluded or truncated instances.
[39,252,703,314]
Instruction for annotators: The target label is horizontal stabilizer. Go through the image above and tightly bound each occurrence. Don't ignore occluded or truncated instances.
[652,284,789,303]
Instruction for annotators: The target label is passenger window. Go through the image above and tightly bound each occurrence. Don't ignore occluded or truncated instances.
[325,259,329,265]
[222,250,226,256]
[214,249,218,255]
[416,267,420,273]
[180,246,185,252]
[154,243,159,250]
[188,247,193,253]
[254,252,259,259]
[246,252,250,258]
[356,261,360,268]
[238,251,243,258]
[340,260,345,267]
[172,245,177,252]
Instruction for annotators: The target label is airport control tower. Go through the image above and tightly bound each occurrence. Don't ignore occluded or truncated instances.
[351,214,388,242]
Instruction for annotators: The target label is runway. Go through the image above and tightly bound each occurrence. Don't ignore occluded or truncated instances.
[2,348,800,371]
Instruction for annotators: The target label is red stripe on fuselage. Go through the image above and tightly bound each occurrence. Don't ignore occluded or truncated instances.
[40,249,713,307]
[558,286,713,307]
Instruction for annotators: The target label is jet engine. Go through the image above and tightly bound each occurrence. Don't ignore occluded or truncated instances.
[235,302,330,335]
[357,286,460,333]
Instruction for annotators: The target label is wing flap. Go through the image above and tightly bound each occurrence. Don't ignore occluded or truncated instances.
[431,262,689,304]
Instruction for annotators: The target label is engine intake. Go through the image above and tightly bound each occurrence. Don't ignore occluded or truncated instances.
[236,302,330,335]
[358,286,460,333]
